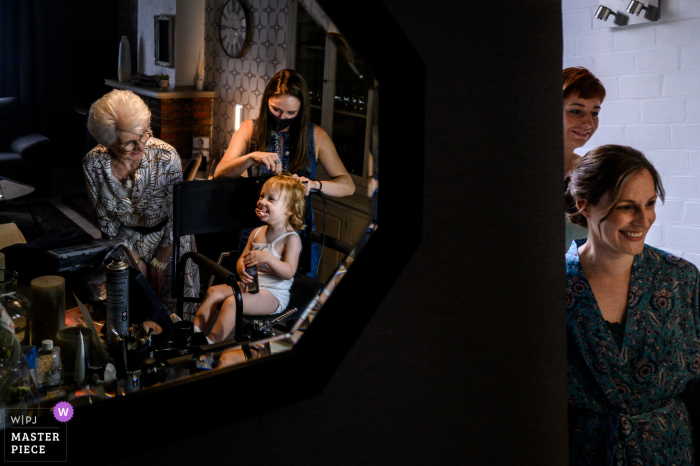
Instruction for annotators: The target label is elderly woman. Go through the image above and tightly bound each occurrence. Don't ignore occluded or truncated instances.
[563,67,606,251]
[83,89,199,320]
[565,144,700,465]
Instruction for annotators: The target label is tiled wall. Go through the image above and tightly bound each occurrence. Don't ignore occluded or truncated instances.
[563,0,700,266]
[204,0,289,159]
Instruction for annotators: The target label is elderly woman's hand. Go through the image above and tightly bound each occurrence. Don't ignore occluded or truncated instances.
[148,246,172,296]
[130,250,148,276]
[149,266,166,296]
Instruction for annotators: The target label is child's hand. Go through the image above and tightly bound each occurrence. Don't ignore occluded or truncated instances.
[236,262,253,283]
[243,250,269,267]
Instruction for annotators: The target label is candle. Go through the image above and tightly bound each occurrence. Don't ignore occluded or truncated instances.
[0,252,6,269]
[31,276,65,344]
[74,331,86,386]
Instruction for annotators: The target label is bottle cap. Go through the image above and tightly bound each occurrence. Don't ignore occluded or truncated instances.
[42,340,53,351]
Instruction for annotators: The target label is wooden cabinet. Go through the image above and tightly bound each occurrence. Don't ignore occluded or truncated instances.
[289,0,374,284]
[312,196,370,283]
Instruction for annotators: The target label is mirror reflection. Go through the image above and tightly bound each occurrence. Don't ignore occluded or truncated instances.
[0,0,377,416]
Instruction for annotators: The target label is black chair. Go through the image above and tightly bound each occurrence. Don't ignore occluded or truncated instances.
[0,97,52,196]
[171,177,352,342]
[182,152,202,182]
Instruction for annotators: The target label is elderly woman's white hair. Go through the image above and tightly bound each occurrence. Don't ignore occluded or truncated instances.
[87,90,151,147]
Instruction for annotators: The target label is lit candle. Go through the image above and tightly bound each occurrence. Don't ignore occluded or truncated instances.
[31,276,66,344]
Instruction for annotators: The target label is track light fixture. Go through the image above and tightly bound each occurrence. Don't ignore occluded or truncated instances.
[626,0,659,20]
[594,5,616,21]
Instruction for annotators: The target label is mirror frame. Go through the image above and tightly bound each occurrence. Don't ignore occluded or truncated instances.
[154,15,175,68]
[73,0,424,456]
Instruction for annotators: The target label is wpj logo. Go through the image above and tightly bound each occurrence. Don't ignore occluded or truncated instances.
[3,404,70,462]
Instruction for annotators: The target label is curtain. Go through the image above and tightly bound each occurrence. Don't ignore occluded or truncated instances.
[0,0,37,128]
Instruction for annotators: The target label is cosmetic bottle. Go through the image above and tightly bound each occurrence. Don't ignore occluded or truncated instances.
[37,340,62,388]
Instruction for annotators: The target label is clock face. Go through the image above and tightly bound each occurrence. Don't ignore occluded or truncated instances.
[220,0,249,58]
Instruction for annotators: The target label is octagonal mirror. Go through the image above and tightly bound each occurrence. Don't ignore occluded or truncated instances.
[1,0,423,455]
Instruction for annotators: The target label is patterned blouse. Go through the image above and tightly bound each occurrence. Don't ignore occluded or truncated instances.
[82,138,200,320]
[566,240,700,465]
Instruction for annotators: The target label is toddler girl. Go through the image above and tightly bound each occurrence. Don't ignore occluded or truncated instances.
[193,174,305,342]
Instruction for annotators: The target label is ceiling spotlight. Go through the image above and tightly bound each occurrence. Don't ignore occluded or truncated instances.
[594,5,616,21]
[626,1,659,20]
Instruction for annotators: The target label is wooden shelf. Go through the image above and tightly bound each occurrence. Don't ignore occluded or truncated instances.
[105,79,215,99]
[299,44,325,50]
[334,109,367,118]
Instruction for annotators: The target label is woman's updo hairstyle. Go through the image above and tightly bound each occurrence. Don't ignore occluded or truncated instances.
[565,145,665,228]
[87,89,151,147]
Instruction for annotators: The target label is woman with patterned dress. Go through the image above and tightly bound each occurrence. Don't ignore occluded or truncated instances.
[213,69,355,278]
[565,144,700,465]
[83,89,200,321]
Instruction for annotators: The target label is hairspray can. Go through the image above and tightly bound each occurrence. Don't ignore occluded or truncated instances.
[106,257,129,347]
[245,265,259,294]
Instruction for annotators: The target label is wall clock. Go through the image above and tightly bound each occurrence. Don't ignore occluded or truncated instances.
[219,0,250,58]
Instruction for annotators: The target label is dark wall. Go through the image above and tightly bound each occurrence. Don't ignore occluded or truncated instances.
[117,0,566,464]
[26,0,118,166]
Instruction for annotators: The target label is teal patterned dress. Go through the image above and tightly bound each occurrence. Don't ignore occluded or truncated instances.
[567,240,700,465]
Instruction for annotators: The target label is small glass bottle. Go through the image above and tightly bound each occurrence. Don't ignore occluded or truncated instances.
[36,340,54,388]
[48,346,63,387]
[245,265,259,294]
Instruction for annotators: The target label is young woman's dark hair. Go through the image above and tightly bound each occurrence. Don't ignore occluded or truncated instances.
[565,144,665,228]
[563,67,607,102]
[252,69,311,173]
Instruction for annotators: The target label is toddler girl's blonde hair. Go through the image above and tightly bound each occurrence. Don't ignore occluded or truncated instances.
[261,174,306,230]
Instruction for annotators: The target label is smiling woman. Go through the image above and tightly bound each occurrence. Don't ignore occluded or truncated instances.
[563,67,606,175]
[565,145,700,465]
[563,67,606,250]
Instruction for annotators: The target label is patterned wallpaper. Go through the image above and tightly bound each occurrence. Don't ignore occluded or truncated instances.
[204,0,289,159]
[121,0,332,160]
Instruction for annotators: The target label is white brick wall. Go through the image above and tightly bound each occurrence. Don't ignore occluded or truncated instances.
[641,99,685,122]
[564,4,700,267]
[648,150,688,174]
[691,151,700,172]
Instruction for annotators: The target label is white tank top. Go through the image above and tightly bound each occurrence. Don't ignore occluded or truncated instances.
[251,227,300,291]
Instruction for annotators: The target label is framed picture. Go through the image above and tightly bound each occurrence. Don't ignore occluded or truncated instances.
[154,15,174,68]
